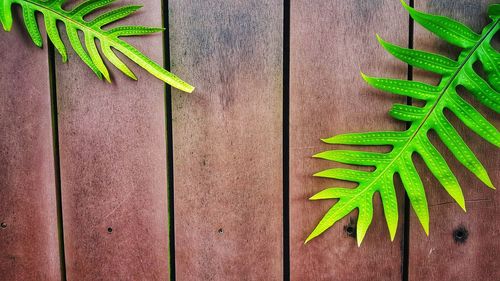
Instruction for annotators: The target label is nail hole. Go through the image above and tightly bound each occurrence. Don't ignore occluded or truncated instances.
[0,222,6,229]
[346,226,354,235]
[453,226,468,244]
[107,227,113,233]
[344,218,356,239]
[218,228,224,234]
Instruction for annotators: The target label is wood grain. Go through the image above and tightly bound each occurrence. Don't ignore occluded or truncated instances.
[169,1,283,280]
[55,1,170,280]
[289,1,409,280]
[409,1,500,280]
[0,9,61,281]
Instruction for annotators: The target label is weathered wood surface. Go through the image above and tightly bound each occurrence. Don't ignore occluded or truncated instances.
[55,1,170,280]
[409,1,500,280]
[1,0,500,280]
[0,10,61,281]
[289,1,409,280]
[169,0,283,280]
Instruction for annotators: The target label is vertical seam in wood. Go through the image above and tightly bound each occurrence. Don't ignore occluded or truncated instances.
[283,0,291,280]
[162,0,176,280]
[48,39,67,281]
[402,1,414,281]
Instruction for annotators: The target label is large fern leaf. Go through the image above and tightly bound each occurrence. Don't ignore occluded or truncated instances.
[0,0,194,93]
[307,1,499,246]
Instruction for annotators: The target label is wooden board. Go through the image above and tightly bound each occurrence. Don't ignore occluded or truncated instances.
[55,1,170,280]
[289,1,409,280]
[169,1,284,280]
[408,1,500,280]
[0,9,61,281]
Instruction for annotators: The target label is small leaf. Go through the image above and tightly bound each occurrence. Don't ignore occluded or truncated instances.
[462,64,500,113]
[90,5,142,28]
[416,135,466,211]
[66,25,102,79]
[306,199,353,244]
[0,0,14,31]
[477,43,500,91]
[322,131,409,146]
[314,168,371,183]
[488,4,500,20]
[85,33,110,82]
[313,150,390,166]
[71,0,115,17]
[446,92,500,147]
[379,175,398,241]
[107,26,164,37]
[21,4,42,47]
[44,14,67,62]
[397,155,429,235]
[389,104,426,122]
[377,35,459,75]
[432,113,494,188]
[310,188,354,200]
[356,199,374,246]
[401,0,480,48]
[361,73,439,101]
[101,43,137,80]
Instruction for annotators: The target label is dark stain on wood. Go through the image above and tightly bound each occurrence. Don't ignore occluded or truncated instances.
[344,217,357,239]
[452,225,469,244]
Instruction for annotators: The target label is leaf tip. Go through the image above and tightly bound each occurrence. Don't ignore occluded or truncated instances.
[2,23,12,32]
[312,171,321,178]
[312,152,322,159]
[309,193,321,200]
[389,229,396,242]
[304,234,315,244]
[481,174,495,190]
[103,73,112,83]
[375,33,384,43]
[400,0,412,12]
[460,202,467,212]
[360,72,372,84]
[424,225,430,236]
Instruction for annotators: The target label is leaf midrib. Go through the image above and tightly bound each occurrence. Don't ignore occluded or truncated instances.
[324,19,499,223]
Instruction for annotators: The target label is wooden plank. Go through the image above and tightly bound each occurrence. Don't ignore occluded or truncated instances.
[409,1,500,280]
[0,9,61,281]
[55,1,170,280]
[169,1,283,280]
[289,1,409,280]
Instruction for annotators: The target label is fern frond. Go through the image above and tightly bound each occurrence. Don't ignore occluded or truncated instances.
[0,0,194,93]
[307,1,499,246]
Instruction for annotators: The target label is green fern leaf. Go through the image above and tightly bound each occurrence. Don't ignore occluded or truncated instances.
[307,1,499,246]
[0,0,194,93]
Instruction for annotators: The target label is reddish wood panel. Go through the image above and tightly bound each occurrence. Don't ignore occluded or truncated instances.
[0,10,61,281]
[169,1,283,280]
[290,1,409,280]
[55,1,170,280]
[409,1,500,280]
